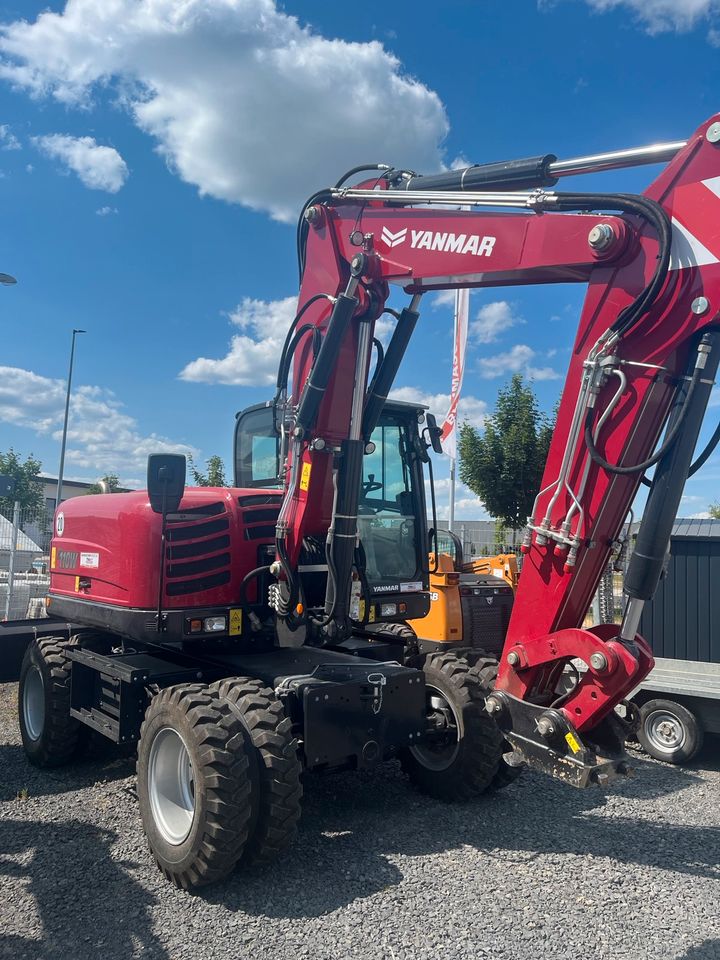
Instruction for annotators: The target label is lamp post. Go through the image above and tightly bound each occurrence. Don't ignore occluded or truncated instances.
[57,328,86,506]
[0,273,17,285]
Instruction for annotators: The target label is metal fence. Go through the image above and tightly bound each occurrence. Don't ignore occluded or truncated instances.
[0,501,52,620]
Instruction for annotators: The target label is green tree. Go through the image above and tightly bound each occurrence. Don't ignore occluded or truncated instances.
[188,455,227,487]
[87,474,121,494]
[709,502,720,519]
[0,448,43,516]
[458,374,554,530]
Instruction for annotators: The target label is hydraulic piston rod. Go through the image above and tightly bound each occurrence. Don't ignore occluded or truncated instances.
[387,140,687,195]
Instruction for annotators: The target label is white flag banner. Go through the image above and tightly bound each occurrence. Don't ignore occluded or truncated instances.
[440,288,469,460]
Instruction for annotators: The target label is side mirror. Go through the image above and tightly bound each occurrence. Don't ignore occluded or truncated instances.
[424,413,444,455]
[147,454,186,514]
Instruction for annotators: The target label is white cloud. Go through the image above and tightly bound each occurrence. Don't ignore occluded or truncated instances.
[0,365,195,484]
[477,343,561,381]
[471,300,523,345]
[32,134,128,192]
[431,290,458,311]
[96,205,118,216]
[581,0,718,35]
[180,295,400,387]
[388,385,488,429]
[0,0,448,222]
[180,296,298,387]
[0,124,20,150]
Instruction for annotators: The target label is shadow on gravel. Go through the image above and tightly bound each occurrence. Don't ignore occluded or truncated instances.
[0,818,168,960]
[200,756,719,919]
[677,941,720,959]
[0,744,135,803]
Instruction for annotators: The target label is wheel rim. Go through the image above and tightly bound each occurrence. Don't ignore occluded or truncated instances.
[410,683,461,771]
[148,727,196,845]
[645,710,686,754]
[23,664,45,742]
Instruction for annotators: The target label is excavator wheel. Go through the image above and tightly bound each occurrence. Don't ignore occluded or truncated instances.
[136,683,252,889]
[471,656,526,790]
[19,636,83,768]
[212,677,303,867]
[19,632,127,768]
[401,652,503,800]
[366,621,419,659]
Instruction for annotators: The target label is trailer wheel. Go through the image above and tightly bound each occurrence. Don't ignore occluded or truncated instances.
[19,636,82,767]
[637,699,704,764]
[213,677,302,867]
[471,656,525,790]
[136,684,251,889]
[401,652,503,800]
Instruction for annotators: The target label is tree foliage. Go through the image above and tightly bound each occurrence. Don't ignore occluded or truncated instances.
[87,474,121,495]
[458,374,554,530]
[709,502,720,520]
[0,448,44,516]
[188,455,227,487]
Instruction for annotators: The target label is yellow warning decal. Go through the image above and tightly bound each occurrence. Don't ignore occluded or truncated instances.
[565,732,581,754]
[51,547,56,570]
[229,608,243,636]
[75,576,81,593]
[300,462,312,492]
[368,605,376,624]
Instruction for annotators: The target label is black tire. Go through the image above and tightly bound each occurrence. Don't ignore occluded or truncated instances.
[213,677,302,867]
[18,636,82,767]
[136,683,251,889]
[367,621,419,658]
[400,652,503,800]
[637,698,704,764]
[471,656,525,790]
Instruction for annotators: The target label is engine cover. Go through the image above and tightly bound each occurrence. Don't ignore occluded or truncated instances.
[48,488,281,612]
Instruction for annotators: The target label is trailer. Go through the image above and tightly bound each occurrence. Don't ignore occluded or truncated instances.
[628,519,720,763]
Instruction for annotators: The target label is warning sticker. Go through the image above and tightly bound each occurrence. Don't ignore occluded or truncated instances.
[565,732,582,755]
[229,608,243,636]
[80,552,100,569]
[299,462,312,492]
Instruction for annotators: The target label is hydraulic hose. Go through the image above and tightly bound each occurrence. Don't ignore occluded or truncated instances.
[275,294,334,393]
[585,365,701,475]
[554,193,672,340]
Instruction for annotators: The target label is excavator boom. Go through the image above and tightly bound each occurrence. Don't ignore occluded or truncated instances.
[271,114,720,785]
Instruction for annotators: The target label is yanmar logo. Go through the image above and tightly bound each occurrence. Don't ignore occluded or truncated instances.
[380,226,496,257]
[380,226,407,248]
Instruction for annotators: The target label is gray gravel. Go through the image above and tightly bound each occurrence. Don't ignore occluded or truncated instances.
[1,680,719,960]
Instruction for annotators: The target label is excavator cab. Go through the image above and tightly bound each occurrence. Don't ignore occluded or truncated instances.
[234,399,432,622]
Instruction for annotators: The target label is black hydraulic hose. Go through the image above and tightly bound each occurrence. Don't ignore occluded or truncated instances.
[641,413,720,487]
[334,163,392,189]
[585,366,701,475]
[554,192,672,339]
[296,188,333,282]
[688,416,720,476]
[275,293,334,392]
[240,565,271,607]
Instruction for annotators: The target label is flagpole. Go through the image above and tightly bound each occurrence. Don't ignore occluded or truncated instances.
[449,455,456,533]
[448,288,460,533]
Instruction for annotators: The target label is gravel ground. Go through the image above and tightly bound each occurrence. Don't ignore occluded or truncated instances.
[1,680,719,960]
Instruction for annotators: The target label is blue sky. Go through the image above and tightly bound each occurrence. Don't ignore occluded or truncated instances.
[0,0,718,518]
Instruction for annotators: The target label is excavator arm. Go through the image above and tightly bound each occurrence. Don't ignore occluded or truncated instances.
[271,113,720,785]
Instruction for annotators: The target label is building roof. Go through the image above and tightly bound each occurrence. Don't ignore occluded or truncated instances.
[0,514,42,552]
[671,518,720,540]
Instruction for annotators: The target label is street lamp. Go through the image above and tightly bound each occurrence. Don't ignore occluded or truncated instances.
[0,273,17,285]
[57,328,86,506]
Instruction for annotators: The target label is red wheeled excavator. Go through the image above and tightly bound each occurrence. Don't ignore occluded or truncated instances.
[11,114,720,888]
